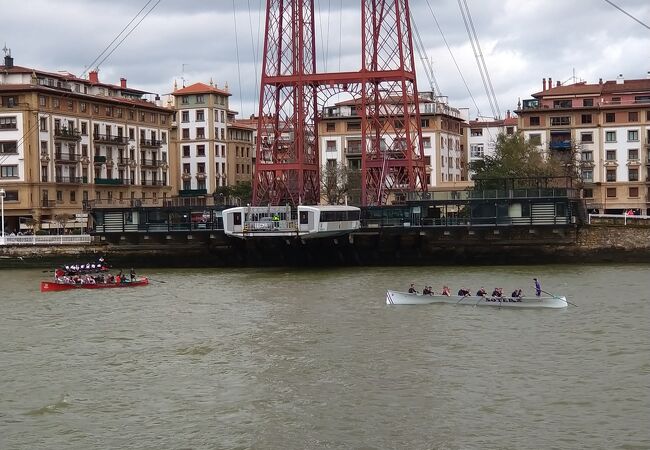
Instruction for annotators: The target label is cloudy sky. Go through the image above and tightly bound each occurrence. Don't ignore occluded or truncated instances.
[2,0,649,119]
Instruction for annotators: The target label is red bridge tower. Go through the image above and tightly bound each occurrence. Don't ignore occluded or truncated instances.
[254,0,427,206]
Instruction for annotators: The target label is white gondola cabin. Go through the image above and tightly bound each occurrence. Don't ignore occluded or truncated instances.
[223,205,361,239]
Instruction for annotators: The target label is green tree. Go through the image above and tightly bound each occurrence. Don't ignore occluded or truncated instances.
[321,162,360,205]
[231,182,253,205]
[470,132,581,189]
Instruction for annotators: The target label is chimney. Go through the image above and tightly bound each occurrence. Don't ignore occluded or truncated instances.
[120,77,127,88]
[89,70,99,83]
[506,110,511,119]
[549,77,552,89]
[646,71,650,79]
[616,74,624,85]
[556,80,561,87]
[599,78,603,84]
[542,78,547,91]
[4,54,13,68]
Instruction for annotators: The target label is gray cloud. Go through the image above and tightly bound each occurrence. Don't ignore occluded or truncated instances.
[2,0,649,118]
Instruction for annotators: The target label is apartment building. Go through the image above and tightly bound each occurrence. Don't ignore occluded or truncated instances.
[318,92,469,191]
[171,82,230,198]
[517,75,650,214]
[0,52,173,233]
[226,113,254,186]
[465,113,517,178]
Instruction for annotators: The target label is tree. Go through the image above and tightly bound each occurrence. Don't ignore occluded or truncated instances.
[321,162,360,205]
[231,182,253,205]
[53,213,75,234]
[470,132,582,189]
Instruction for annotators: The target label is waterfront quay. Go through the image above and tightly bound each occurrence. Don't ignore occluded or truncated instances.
[32,183,644,267]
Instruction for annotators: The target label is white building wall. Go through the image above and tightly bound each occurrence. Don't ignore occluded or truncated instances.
[0,112,24,181]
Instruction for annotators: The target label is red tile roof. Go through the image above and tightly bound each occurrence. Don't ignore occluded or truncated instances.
[532,78,650,98]
[173,82,231,96]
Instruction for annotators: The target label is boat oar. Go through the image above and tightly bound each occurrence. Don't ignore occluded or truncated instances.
[455,294,469,305]
[474,296,485,306]
[541,289,578,307]
[147,278,166,284]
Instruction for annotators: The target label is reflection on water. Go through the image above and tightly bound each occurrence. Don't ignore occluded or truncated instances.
[1,265,649,449]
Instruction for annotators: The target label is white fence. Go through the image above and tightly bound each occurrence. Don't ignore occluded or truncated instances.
[588,214,650,225]
[0,235,93,246]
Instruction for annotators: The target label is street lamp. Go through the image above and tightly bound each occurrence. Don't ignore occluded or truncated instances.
[0,188,5,245]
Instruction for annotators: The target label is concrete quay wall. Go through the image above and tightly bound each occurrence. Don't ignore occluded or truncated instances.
[1,225,650,268]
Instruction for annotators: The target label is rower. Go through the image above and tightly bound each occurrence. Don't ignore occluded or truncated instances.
[476,287,487,297]
[441,286,450,296]
[408,283,417,294]
[422,286,430,295]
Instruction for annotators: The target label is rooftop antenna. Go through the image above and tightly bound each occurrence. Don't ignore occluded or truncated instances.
[2,43,10,57]
[181,63,188,87]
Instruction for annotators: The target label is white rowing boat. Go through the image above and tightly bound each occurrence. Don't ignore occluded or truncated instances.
[386,290,568,309]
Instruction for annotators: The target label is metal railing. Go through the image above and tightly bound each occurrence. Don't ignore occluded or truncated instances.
[54,152,81,162]
[54,128,81,140]
[0,235,92,246]
[588,213,650,225]
[140,139,162,148]
[94,134,129,145]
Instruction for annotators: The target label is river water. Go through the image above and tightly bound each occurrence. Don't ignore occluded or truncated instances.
[0,264,648,449]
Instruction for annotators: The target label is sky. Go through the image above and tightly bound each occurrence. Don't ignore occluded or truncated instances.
[1,0,649,120]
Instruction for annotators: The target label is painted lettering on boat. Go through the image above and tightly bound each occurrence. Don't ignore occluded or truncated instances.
[484,297,522,303]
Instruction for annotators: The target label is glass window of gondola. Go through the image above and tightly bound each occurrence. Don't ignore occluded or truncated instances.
[299,211,309,224]
[234,212,242,226]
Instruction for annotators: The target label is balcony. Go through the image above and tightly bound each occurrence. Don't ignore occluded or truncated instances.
[54,152,81,163]
[141,179,164,186]
[140,138,162,148]
[181,172,192,180]
[140,159,158,168]
[94,178,125,185]
[196,172,207,180]
[179,189,208,197]
[116,157,131,166]
[55,176,85,184]
[54,128,81,141]
[93,155,107,164]
[41,200,56,208]
[94,134,129,145]
[549,140,572,150]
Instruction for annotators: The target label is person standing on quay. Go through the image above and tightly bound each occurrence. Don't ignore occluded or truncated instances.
[534,278,541,297]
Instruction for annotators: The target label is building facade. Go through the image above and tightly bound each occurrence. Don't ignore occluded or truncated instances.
[517,75,650,214]
[318,93,469,193]
[171,82,230,199]
[0,53,173,233]
[226,115,254,187]
[464,113,517,178]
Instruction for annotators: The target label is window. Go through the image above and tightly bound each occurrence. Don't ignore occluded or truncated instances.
[197,162,206,174]
[628,168,639,182]
[581,114,592,124]
[196,127,205,139]
[611,97,621,105]
[161,132,167,144]
[196,95,204,103]
[196,110,205,122]
[628,149,639,161]
[326,122,336,132]
[606,169,616,182]
[39,95,47,107]
[581,151,593,161]
[581,132,593,143]
[553,100,571,108]
[129,128,135,140]
[347,122,361,131]
[81,122,88,135]
[93,104,99,114]
[421,119,430,128]
[181,111,189,122]
[197,145,205,156]
[627,130,639,142]
[326,140,337,152]
[506,127,514,135]
[39,117,47,131]
[423,137,431,148]
[605,131,616,142]
[550,116,570,126]
[67,100,74,111]
[70,191,76,202]
[528,134,542,146]
[629,187,639,198]
[583,188,593,198]
[606,187,617,198]
[56,190,63,202]
[0,116,17,129]
[0,141,18,154]
[582,98,594,107]
[606,150,617,161]
[181,96,189,104]
[80,102,87,113]
[220,111,225,123]
[53,98,60,109]
[628,112,639,122]
[470,129,483,137]
[530,116,540,126]
[605,113,615,123]
[81,144,88,157]
[1,165,18,177]
[182,128,190,139]
[470,144,484,158]
[581,169,593,181]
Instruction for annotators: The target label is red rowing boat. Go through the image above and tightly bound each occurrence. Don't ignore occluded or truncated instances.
[40,277,149,292]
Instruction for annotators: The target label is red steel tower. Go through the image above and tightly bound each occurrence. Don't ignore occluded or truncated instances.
[254,0,426,206]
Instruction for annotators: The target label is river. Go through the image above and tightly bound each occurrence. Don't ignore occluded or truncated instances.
[1,264,648,449]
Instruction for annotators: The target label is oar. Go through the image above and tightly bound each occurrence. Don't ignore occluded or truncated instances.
[474,296,485,306]
[455,294,469,305]
[541,289,578,307]
[147,278,166,284]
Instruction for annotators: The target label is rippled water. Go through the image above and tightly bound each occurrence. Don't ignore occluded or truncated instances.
[1,265,649,449]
